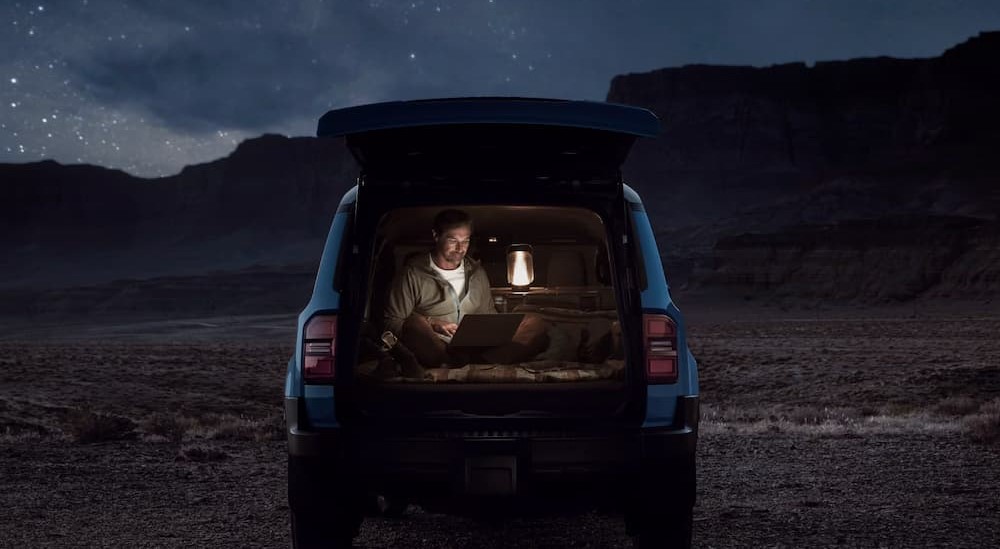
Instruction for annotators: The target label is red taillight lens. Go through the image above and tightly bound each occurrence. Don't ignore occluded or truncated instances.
[644,314,678,384]
[303,315,337,383]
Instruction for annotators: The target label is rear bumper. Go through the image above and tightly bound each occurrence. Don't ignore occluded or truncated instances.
[287,395,698,458]
[286,396,697,501]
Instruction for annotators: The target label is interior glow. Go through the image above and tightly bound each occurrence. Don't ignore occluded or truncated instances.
[506,244,534,287]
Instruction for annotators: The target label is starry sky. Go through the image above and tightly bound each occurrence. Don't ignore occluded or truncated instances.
[4,0,1000,177]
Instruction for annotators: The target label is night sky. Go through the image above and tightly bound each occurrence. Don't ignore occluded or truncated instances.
[4,1,1000,177]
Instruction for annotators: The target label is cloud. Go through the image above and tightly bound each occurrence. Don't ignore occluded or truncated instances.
[7,0,1000,176]
[63,0,549,134]
[67,2,391,133]
[72,32,340,132]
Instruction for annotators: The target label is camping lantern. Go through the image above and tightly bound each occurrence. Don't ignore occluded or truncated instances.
[507,244,534,291]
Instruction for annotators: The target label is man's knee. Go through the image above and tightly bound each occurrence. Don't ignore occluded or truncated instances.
[400,315,447,367]
[482,313,549,364]
[515,313,549,346]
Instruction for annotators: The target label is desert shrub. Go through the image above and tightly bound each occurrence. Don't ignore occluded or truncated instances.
[210,416,262,441]
[760,406,860,426]
[858,405,880,417]
[1,417,50,437]
[176,444,229,462]
[719,406,769,423]
[67,409,136,443]
[881,402,918,416]
[935,396,980,417]
[190,413,284,442]
[142,413,197,443]
[700,404,720,422]
[785,407,826,425]
[0,425,45,443]
[981,399,1000,416]
[255,413,285,442]
[962,399,1000,445]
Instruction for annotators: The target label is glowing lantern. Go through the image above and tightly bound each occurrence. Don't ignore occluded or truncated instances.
[506,244,534,290]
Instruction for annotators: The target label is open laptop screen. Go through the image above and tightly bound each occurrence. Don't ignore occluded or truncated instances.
[448,313,524,347]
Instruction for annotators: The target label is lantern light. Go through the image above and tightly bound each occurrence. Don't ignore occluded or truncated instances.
[506,244,534,291]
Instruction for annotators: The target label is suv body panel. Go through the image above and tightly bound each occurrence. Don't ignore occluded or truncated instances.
[317,97,660,140]
[284,100,699,534]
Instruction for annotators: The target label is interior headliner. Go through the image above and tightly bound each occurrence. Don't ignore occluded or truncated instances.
[377,205,608,244]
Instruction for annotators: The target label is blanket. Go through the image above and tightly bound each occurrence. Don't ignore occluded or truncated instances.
[357,359,625,383]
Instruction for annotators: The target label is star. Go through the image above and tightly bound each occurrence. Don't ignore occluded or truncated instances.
[2,0,998,179]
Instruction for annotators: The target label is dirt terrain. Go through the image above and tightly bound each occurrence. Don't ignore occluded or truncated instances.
[1,303,998,548]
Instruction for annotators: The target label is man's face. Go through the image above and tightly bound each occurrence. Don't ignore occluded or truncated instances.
[433,224,472,268]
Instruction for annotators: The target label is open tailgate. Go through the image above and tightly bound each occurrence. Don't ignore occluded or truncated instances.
[316,97,659,180]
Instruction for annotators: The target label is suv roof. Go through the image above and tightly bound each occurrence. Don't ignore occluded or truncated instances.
[317,98,660,179]
[316,97,661,138]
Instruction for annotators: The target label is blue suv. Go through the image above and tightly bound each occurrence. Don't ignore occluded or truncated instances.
[285,98,699,548]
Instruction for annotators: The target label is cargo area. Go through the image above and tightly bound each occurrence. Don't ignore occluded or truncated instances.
[354,205,628,387]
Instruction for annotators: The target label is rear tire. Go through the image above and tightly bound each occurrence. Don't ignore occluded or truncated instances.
[288,456,363,548]
[290,510,358,549]
[631,505,693,549]
[380,495,410,518]
[626,456,696,549]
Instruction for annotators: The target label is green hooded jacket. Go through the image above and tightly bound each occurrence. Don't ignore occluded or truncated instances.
[383,253,497,334]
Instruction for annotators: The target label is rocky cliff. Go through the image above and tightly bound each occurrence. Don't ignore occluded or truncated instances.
[0,135,355,289]
[609,31,1000,222]
[2,32,1000,309]
[607,31,1000,302]
[696,216,999,302]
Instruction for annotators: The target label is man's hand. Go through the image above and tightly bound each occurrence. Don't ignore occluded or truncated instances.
[429,318,458,337]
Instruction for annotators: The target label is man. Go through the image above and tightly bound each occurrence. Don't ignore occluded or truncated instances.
[384,209,547,368]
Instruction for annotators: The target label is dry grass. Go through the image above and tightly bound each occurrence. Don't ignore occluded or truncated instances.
[880,402,921,416]
[1,402,283,445]
[962,399,1000,445]
[1,398,281,450]
[175,444,230,462]
[703,404,864,426]
[66,409,137,443]
[701,404,963,437]
[690,314,1000,414]
[141,413,198,443]
[138,412,283,443]
[187,413,284,442]
[935,396,981,417]
[0,427,45,444]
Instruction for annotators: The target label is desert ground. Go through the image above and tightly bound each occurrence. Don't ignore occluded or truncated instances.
[1,301,998,548]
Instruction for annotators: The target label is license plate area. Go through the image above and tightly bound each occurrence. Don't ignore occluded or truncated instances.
[462,439,519,496]
[465,455,517,495]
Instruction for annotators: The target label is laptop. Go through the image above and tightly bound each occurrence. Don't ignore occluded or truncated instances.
[447,313,525,348]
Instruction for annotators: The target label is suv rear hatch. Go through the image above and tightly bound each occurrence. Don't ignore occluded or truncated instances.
[318,98,659,425]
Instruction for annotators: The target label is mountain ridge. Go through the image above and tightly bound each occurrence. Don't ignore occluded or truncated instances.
[3,31,999,309]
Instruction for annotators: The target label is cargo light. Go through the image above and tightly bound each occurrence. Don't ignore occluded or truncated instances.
[303,314,337,383]
[643,314,678,384]
[507,244,534,291]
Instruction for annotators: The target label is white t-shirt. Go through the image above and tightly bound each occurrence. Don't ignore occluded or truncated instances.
[430,254,466,298]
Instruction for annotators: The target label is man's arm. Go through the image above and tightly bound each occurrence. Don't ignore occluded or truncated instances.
[383,267,417,334]
[472,268,498,314]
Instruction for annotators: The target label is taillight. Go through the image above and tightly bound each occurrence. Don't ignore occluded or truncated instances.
[303,314,337,383]
[644,314,678,384]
